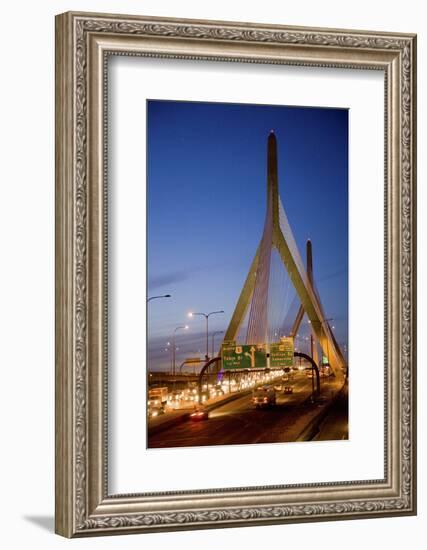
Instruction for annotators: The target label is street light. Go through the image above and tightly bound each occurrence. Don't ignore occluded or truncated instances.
[147,294,171,302]
[164,341,172,371]
[211,330,224,358]
[172,325,188,376]
[188,310,224,361]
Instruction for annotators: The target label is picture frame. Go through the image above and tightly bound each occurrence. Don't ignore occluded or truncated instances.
[55,11,417,537]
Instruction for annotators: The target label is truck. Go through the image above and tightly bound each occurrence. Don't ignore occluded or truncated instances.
[148,387,168,408]
[252,385,276,408]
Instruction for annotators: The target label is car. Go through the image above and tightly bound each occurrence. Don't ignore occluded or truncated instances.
[252,385,276,408]
[170,390,183,401]
[320,365,331,377]
[148,406,164,418]
[189,406,208,421]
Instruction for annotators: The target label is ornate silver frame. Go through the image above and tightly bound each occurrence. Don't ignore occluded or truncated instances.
[55,11,417,537]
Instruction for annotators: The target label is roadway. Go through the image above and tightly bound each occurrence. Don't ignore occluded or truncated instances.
[148,372,345,448]
[312,384,348,441]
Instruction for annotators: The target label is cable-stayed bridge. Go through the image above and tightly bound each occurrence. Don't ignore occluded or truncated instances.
[147,130,348,448]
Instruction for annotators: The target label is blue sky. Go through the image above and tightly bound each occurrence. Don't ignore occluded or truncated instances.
[147,100,348,370]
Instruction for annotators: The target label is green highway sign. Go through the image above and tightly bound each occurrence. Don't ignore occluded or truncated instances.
[270,338,294,368]
[222,344,267,370]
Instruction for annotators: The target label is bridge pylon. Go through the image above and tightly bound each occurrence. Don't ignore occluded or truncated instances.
[223,131,346,378]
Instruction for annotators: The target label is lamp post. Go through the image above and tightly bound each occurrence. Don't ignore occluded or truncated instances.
[188,310,224,361]
[164,341,172,372]
[147,294,171,302]
[211,330,224,358]
[172,325,188,376]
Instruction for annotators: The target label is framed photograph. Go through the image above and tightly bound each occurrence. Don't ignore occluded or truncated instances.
[55,11,417,537]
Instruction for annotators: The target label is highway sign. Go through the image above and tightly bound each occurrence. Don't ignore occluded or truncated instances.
[222,340,236,346]
[222,343,266,370]
[270,338,294,367]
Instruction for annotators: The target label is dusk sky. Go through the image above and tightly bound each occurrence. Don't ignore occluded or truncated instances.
[147,100,348,371]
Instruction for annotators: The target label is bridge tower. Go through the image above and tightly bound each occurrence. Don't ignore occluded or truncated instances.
[223,131,346,378]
